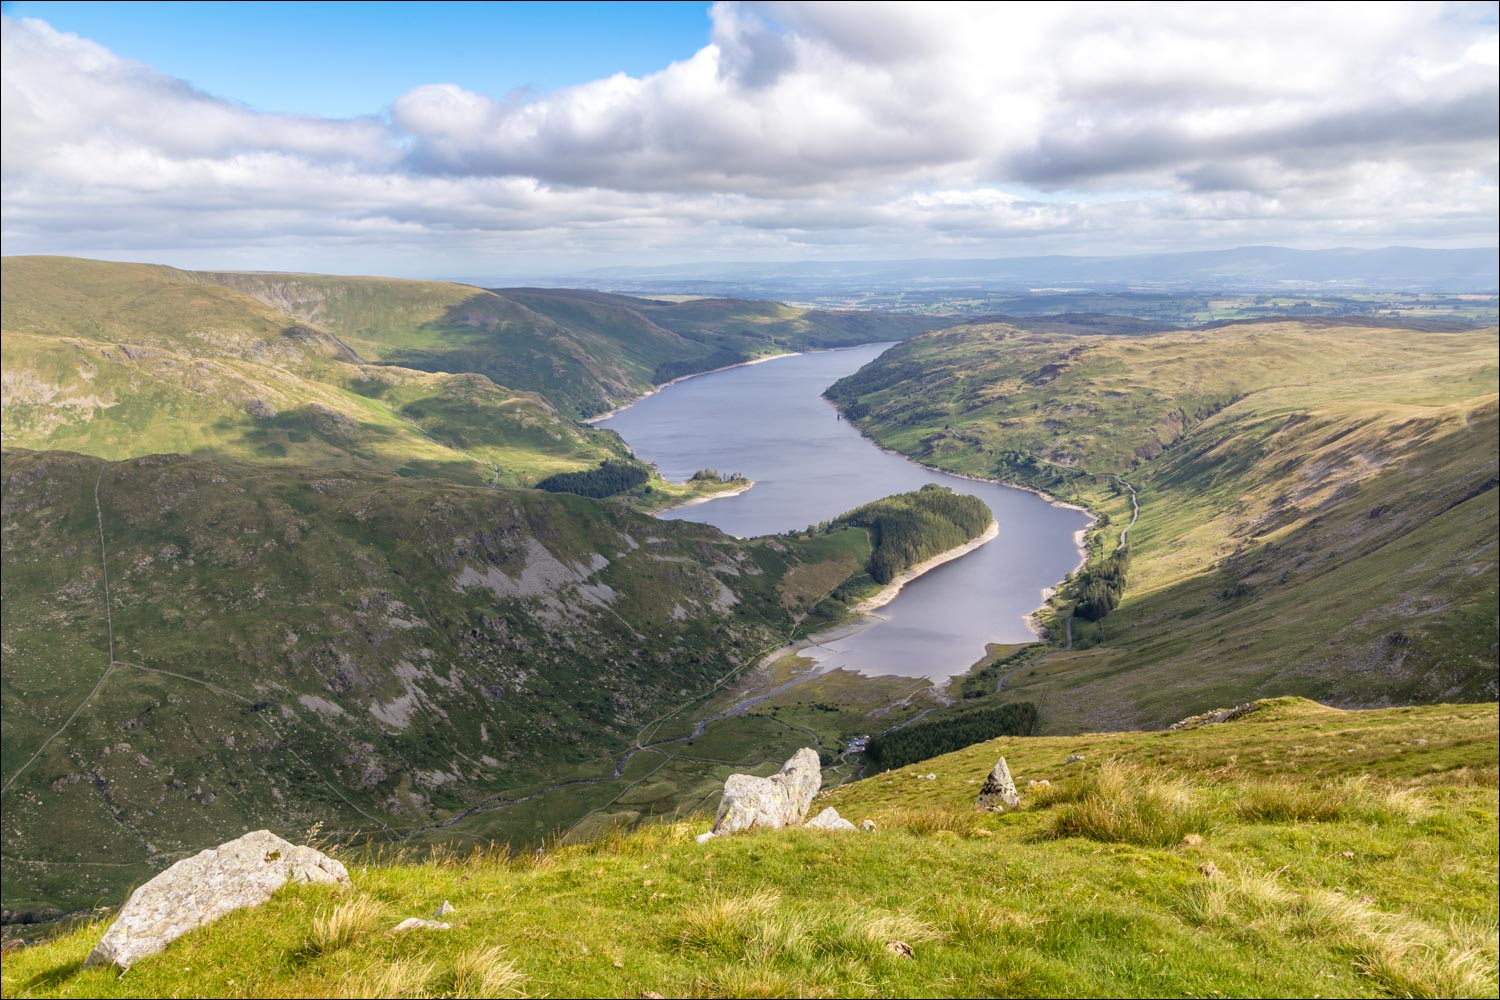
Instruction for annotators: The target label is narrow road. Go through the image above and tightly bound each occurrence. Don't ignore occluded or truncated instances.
[1116,477,1140,550]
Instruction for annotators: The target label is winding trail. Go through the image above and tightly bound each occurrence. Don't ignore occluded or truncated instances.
[2,463,118,797]
[1116,477,1140,550]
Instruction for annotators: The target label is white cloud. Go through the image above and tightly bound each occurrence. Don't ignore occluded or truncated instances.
[2,3,1496,275]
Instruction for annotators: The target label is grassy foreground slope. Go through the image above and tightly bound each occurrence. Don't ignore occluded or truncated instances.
[0,450,884,918]
[3,698,1494,998]
[826,319,1499,731]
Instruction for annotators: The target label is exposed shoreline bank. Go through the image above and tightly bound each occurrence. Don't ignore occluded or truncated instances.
[824,398,1097,640]
[583,352,802,424]
[851,520,1000,613]
[756,521,1003,677]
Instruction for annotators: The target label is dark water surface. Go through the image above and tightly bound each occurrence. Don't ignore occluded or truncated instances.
[598,344,1090,680]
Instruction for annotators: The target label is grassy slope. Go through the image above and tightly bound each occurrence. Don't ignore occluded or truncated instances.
[0,450,878,918]
[202,271,940,418]
[0,257,633,488]
[3,698,1494,998]
[825,320,1499,731]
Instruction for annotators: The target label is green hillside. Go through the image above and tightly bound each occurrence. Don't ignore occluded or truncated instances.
[825,319,1499,730]
[4,698,1494,998]
[0,257,636,489]
[0,450,885,919]
[201,269,940,418]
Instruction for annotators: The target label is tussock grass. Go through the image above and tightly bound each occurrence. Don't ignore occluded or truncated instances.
[306,895,383,954]
[1045,761,1214,846]
[1234,775,1426,824]
[445,945,526,999]
[1180,868,1500,998]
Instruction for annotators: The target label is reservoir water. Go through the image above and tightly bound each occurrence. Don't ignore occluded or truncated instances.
[598,343,1091,680]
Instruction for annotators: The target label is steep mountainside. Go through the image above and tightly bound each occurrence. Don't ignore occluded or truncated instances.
[826,320,1499,730]
[200,268,940,417]
[0,450,877,918]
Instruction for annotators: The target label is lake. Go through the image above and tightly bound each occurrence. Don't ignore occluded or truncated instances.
[598,343,1091,680]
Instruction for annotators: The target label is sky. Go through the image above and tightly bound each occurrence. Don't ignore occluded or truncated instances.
[1,1,1496,280]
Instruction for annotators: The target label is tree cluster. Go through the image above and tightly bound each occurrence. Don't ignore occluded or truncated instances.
[831,484,991,584]
[1074,547,1130,621]
[535,460,649,498]
[865,702,1039,770]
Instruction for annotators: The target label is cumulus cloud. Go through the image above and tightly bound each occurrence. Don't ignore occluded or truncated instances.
[2,3,1496,274]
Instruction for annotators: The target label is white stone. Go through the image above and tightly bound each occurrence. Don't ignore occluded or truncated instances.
[85,831,347,970]
[710,748,822,837]
[805,807,856,832]
[394,918,450,932]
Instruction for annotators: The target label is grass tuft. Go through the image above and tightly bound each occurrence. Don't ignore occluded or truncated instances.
[1045,760,1213,846]
[306,895,382,954]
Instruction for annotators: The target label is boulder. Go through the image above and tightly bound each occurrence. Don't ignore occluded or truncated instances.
[394,918,451,932]
[706,748,821,838]
[805,807,856,832]
[976,757,1021,812]
[85,830,347,970]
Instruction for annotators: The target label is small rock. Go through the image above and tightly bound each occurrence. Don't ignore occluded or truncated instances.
[1341,850,1355,859]
[434,900,456,918]
[1182,834,1204,847]
[976,757,1021,813]
[642,993,666,999]
[709,748,822,837]
[1065,754,1085,764]
[860,819,877,832]
[886,940,914,959]
[695,832,716,845]
[393,918,450,933]
[85,830,348,970]
[1198,861,1219,878]
[1028,779,1050,788]
[613,959,624,969]
[924,773,937,780]
[1410,738,1429,745]
[805,807,856,832]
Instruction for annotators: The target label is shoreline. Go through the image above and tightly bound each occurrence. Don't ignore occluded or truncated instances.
[654,480,754,513]
[851,520,1000,613]
[825,398,1097,640]
[754,521,1003,677]
[583,352,802,424]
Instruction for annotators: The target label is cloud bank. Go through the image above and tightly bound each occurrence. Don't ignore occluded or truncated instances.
[2,2,1496,274]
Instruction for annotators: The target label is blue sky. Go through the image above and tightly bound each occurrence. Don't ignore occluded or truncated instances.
[1,2,1495,278]
[0,1,714,117]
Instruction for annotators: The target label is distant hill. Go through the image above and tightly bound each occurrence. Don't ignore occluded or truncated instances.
[826,317,1499,729]
[0,257,941,485]
[571,246,1500,296]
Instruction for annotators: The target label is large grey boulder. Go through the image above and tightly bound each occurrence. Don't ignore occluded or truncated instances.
[704,748,822,839]
[976,757,1021,812]
[85,830,348,970]
[805,807,856,832]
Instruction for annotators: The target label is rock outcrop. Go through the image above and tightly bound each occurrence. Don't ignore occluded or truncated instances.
[394,918,451,932]
[86,831,348,970]
[805,807,856,831]
[976,757,1021,812]
[703,748,821,839]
